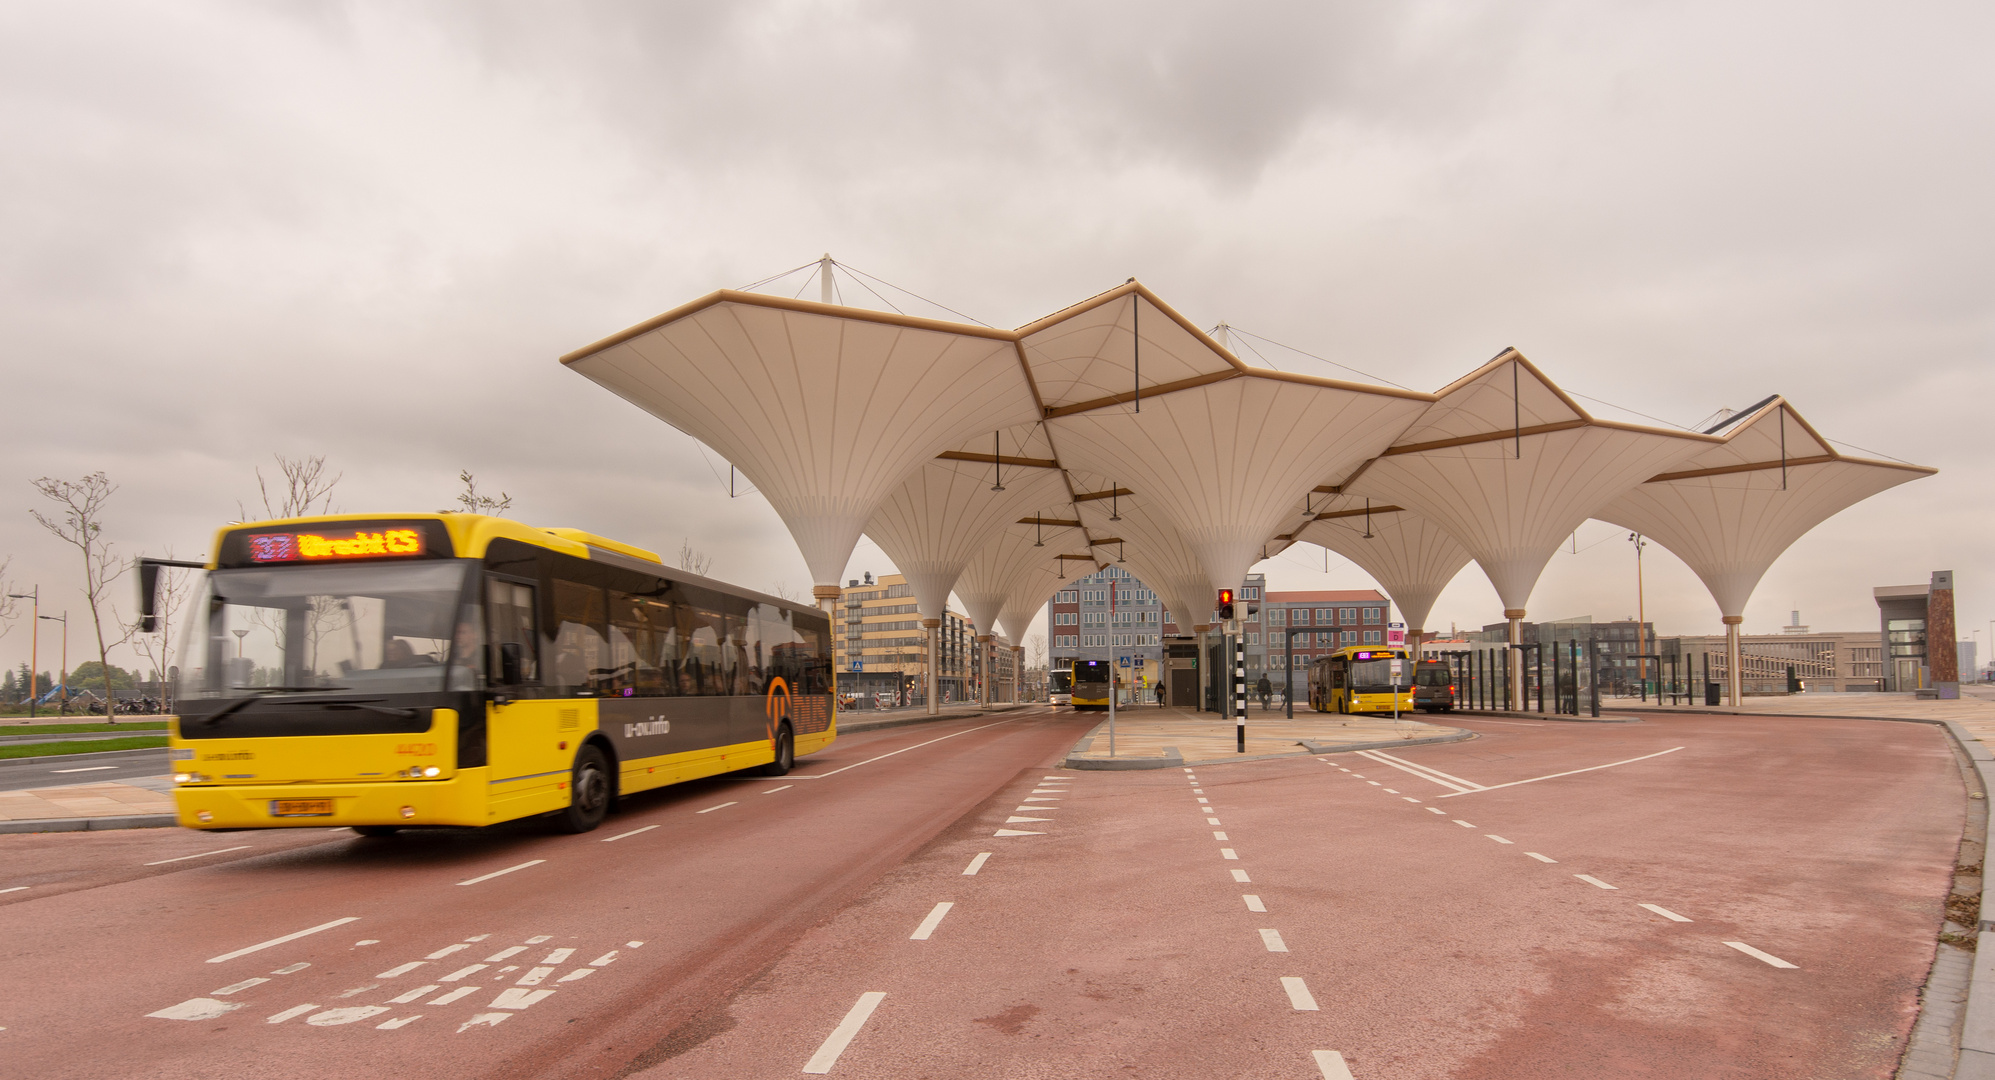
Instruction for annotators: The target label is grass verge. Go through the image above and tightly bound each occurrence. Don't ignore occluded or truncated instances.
[0,737,169,759]
[1,722,169,735]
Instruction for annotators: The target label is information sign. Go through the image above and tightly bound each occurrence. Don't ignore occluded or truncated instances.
[1386,622,1407,647]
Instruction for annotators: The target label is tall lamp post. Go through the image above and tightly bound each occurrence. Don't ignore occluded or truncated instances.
[1628,532,1649,696]
[41,612,67,715]
[8,588,37,718]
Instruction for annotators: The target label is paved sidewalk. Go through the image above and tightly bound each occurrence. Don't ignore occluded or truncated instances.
[0,774,174,828]
[1064,705,1466,768]
[1628,688,1995,744]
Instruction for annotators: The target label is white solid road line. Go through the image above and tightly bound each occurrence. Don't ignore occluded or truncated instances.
[457,860,545,886]
[1525,852,1557,863]
[1641,903,1692,922]
[1259,929,1289,952]
[0,886,28,894]
[208,916,361,964]
[1280,977,1320,1011]
[763,785,793,794]
[1575,874,1619,890]
[1231,869,1251,882]
[962,852,992,875]
[792,718,1022,779]
[1725,941,1798,968]
[1313,1050,1358,1080]
[1358,749,1485,793]
[910,902,954,940]
[803,991,887,1073]
[697,801,738,813]
[1438,746,1687,798]
[144,845,251,866]
[1244,895,1266,912]
[51,765,119,773]
[601,825,659,842]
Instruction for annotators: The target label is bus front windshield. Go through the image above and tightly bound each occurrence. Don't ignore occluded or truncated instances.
[1050,670,1074,693]
[180,561,477,700]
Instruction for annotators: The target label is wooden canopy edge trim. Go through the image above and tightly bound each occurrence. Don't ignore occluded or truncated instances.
[1643,454,1936,484]
[1043,369,1242,419]
[1018,516,1083,527]
[1383,420,1588,456]
[559,288,1018,365]
[1072,487,1136,502]
[1311,504,1405,521]
[936,451,1061,469]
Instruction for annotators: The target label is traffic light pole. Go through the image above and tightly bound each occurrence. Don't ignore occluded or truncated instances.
[1234,635,1246,752]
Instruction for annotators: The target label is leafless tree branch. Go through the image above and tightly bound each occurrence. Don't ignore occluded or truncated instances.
[240,454,341,522]
[679,539,713,577]
[30,472,135,715]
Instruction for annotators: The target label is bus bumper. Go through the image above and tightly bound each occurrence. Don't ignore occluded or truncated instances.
[172,770,489,830]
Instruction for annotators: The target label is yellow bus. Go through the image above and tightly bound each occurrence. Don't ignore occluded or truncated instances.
[1069,659,1114,711]
[1307,646,1415,715]
[161,514,833,836]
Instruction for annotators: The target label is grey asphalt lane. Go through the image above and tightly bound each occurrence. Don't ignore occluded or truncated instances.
[0,749,170,793]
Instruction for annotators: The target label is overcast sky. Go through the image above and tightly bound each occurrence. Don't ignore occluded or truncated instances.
[2,0,1989,678]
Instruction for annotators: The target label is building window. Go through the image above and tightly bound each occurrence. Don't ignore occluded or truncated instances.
[1339,608,1357,624]
[1247,633,1260,645]
[1363,607,1382,624]
[1292,609,1310,625]
[1242,586,1260,600]
[1316,608,1334,622]
[1267,608,1286,625]
[1343,630,1359,644]
[1363,630,1382,644]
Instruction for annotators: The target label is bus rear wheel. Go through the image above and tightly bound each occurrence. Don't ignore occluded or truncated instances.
[762,723,794,776]
[558,745,611,834]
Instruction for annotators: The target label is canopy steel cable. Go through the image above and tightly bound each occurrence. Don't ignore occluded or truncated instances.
[835,263,994,327]
[1224,326,1413,391]
[792,264,822,300]
[1565,392,1696,432]
[737,259,820,293]
[1824,438,1916,465]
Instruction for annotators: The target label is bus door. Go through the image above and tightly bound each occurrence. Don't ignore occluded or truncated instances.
[485,577,575,808]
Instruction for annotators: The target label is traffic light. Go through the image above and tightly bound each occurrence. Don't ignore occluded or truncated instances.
[1217,588,1235,621]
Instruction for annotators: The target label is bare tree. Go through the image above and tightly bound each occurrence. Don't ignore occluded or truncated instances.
[130,551,195,712]
[1027,632,1046,673]
[679,539,713,577]
[240,454,341,522]
[0,556,17,640]
[442,470,513,515]
[31,473,135,718]
[767,580,801,602]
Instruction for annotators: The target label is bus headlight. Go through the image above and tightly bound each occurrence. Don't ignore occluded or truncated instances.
[423,766,440,777]
[196,810,214,823]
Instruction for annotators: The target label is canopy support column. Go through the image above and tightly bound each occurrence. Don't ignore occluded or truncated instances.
[1194,625,1212,712]
[1012,645,1023,703]
[1505,609,1527,711]
[1724,615,1743,706]
[922,619,942,715]
[975,635,992,707]
[815,584,843,707]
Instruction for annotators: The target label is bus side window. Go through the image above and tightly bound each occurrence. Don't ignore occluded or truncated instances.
[551,579,611,696]
[487,579,539,686]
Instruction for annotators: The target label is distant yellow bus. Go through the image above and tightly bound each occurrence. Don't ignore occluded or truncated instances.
[1307,646,1414,715]
[1070,659,1113,711]
[163,514,833,835]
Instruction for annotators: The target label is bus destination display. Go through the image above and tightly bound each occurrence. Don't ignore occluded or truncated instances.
[248,527,426,563]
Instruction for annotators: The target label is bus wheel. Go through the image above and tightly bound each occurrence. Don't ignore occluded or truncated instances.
[762,723,794,776]
[559,745,612,834]
[352,825,400,838]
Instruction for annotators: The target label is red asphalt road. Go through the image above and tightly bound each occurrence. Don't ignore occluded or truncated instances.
[0,708,1093,1080]
[637,711,1966,1079]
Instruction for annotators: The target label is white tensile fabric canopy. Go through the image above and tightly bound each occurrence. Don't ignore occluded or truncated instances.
[562,292,1038,591]
[1279,496,1473,640]
[563,269,1933,709]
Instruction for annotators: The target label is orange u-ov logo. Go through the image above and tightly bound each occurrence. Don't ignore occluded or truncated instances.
[765,677,791,744]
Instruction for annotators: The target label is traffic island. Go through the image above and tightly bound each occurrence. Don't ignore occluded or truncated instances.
[1062,706,1472,769]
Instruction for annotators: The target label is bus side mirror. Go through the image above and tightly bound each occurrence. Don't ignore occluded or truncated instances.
[498,642,524,684]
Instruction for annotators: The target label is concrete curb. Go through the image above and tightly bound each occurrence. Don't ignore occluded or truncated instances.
[1067,748,1185,770]
[0,745,170,767]
[836,704,1027,735]
[1942,717,1995,1080]
[0,814,176,833]
[1451,710,1643,723]
[1300,729,1477,755]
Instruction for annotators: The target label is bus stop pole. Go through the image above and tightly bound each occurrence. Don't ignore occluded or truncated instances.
[1284,629,1293,719]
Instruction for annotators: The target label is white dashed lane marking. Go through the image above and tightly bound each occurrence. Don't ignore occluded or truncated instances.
[1243,895,1266,912]
[600,825,659,842]
[1575,875,1619,890]
[696,801,738,814]
[803,991,887,1074]
[1525,852,1557,863]
[456,861,544,887]
[1231,869,1251,882]
[962,852,992,875]
[1453,820,1476,828]
[1486,835,1513,844]
[1313,1050,1357,1080]
[1281,977,1320,1011]
[1725,941,1798,968]
[145,845,251,866]
[1642,904,1692,922]
[1259,929,1289,952]
[910,902,954,941]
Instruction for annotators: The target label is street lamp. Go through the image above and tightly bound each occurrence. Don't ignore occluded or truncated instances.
[40,612,67,715]
[7,587,36,718]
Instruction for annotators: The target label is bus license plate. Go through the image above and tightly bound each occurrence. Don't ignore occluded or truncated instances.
[270,799,334,817]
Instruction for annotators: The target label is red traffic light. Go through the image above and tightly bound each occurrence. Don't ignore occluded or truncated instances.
[1218,589,1233,604]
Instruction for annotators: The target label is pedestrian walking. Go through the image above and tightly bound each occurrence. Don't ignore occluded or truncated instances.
[1256,674,1272,711]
